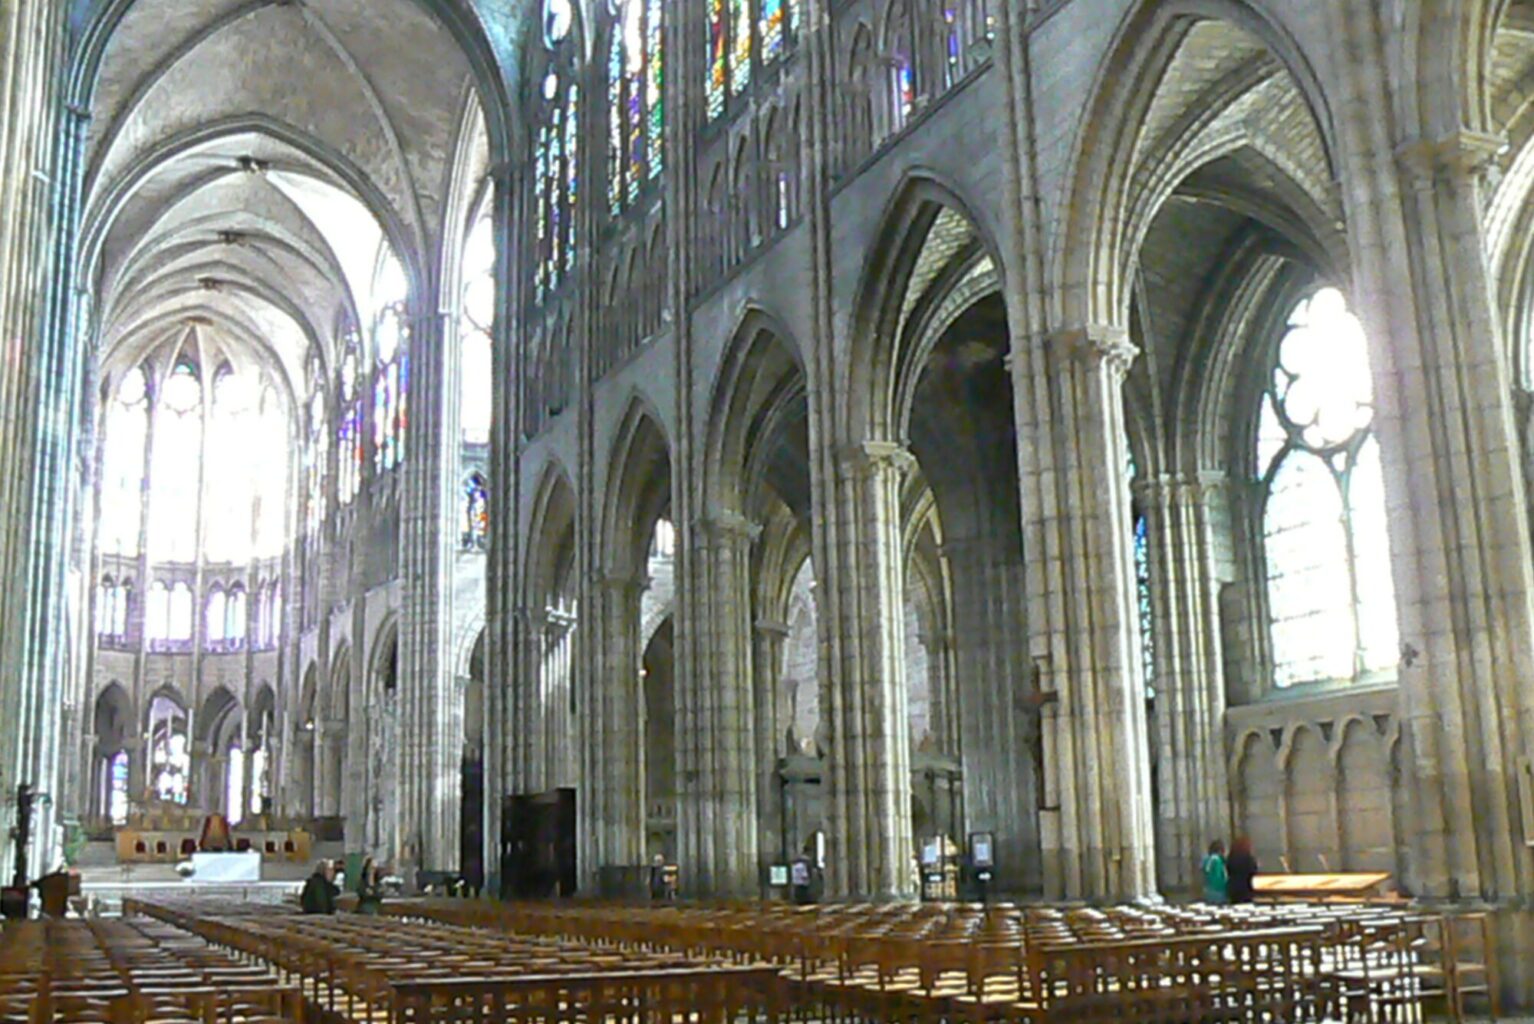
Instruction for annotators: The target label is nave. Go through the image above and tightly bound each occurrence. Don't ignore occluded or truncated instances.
[0,894,1502,1023]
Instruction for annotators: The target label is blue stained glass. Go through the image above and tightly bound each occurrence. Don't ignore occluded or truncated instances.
[1134,513,1154,693]
[762,0,784,60]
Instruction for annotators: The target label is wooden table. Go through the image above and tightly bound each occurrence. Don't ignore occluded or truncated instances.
[1253,872,1393,900]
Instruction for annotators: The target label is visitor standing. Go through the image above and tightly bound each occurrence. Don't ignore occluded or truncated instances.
[1200,839,1228,903]
[1225,836,1259,904]
[300,860,338,914]
[357,856,383,915]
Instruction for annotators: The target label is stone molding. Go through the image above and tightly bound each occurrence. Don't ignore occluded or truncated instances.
[1394,130,1505,189]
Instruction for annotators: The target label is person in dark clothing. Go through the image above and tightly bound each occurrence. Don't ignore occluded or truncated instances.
[300,860,338,914]
[1225,835,1259,904]
[357,857,383,915]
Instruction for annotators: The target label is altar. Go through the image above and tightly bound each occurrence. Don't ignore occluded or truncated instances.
[188,851,262,882]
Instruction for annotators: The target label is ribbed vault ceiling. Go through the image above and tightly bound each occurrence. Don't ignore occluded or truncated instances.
[79,0,515,404]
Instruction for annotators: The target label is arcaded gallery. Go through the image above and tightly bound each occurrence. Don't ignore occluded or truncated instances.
[0,0,1531,1018]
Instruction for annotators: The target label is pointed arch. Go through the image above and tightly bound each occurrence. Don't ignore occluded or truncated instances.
[703,307,808,518]
[1050,0,1339,329]
[845,172,1003,444]
[602,395,674,580]
[526,459,579,606]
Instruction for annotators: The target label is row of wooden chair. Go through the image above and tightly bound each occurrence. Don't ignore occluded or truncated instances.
[0,918,302,1024]
[389,897,1501,1023]
[125,898,779,1024]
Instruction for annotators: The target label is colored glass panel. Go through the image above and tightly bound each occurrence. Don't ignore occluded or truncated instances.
[565,84,579,269]
[761,0,784,61]
[708,0,727,118]
[606,40,622,213]
[730,0,751,94]
[646,0,663,176]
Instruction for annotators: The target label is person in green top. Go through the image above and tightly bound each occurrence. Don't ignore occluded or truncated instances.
[1201,840,1228,904]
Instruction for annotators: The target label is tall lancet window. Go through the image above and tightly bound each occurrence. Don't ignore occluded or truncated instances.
[337,331,363,505]
[372,253,410,473]
[706,0,799,118]
[534,0,579,302]
[204,369,255,562]
[1257,287,1398,688]
[252,386,288,556]
[607,0,663,216]
[461,204,495,445]
[305,367,329,534]
[149,360,203,562]
[100,368,149,557]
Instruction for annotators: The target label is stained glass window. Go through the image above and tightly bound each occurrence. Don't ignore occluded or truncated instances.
[306,377,329,533]
[101,370,148,557]
[108,750,130,825]
[464,473,489,550]
[146,582,170,641]
[461,206,495,444]
[760,0,784,59]
[1259,287,1397,687]
[226,745,245,825]
[373,303,409,473]
[168,582,194,642]
[707,0,727,118]
[337,339,363,504]
[730,0,751,93]
[205,371,255,561]
[149,695,190,805]
[207,588,228,644]
[608,0,663,214]
[1133,513,1155,696]
[97,578,131,641]
[708,0,800,121]
[535,40,579,301]
[149,361,203,562]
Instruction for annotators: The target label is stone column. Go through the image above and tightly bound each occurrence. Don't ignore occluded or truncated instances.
[754,619,790,868]
[1013,327,1156,901]
[1322,15,1534,989]
[821,442,916,899]
[592,576,646,874]
[1137,473,1231,892]
[397,307,461,873]
[0,0,72,884]
[942,535,1037,892]
[674,514,759,895]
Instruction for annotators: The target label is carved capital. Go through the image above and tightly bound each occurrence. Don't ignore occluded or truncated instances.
[845,439,917,478]
[700,509,762,543]
[1394,130,1505,189]
[1047,324,1138,377]
[754,619,792,639]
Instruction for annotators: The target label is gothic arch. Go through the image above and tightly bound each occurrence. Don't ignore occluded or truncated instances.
[602,397,673,581]
[526,459,578,607]
[703,308,809,518]
[845,173,1003,444]
[1050,0,1339,330]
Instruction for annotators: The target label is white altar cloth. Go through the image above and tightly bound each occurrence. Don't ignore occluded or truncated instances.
[188,851,262,882]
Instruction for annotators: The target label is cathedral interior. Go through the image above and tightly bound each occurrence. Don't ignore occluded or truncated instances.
[3,0,1534,1012]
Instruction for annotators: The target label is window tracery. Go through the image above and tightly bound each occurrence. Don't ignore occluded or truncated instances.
[371,252,411,474]
[337,331,364,504]
[534,2,581,303]
[149,360,203,562]
[96,577,132,642]
[461,204,495,445]
[100,369,148,557]
[707,0,799,119]
[608,0,663,216]
[464,473,489,550]
[305,368,329,534]
[1257,287,1397,688]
